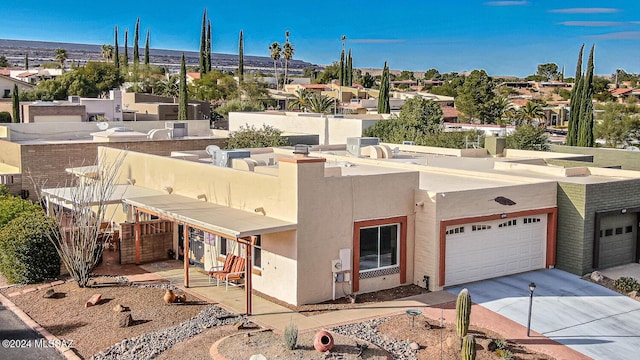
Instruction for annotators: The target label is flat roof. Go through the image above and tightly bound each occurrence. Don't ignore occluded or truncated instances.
[42,184,164,208]
[124,194,297,239]
[0,163,20,175]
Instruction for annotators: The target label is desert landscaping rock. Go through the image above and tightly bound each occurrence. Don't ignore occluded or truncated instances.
[93,305,246,360]
[590,271,604,282]
[42,288,55,298]
[119,313,134,328]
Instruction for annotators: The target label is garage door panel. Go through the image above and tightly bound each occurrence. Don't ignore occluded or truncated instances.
[445,216,547,286]
[599,213,636,269]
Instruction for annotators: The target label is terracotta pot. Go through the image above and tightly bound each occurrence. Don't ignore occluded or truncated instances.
[313,330,334,352]
[163,289,176,304]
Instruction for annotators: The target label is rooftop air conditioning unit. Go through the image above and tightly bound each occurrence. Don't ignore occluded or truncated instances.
[165,121,188,138]
[346,137,379,157]
[213,149,251,167]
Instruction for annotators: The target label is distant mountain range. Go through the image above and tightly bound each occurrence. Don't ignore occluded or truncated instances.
[0,38,319,74]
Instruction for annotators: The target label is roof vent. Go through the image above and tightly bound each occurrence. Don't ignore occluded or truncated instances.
[293,144,310,156]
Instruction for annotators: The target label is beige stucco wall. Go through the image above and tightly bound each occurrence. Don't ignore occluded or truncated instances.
[229,112,378,145]
[414,181,557,291]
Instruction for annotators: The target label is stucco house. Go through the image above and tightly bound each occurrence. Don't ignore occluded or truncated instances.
[71,140,640,312]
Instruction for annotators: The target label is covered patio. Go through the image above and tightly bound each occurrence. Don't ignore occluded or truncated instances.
[123,194,297,314]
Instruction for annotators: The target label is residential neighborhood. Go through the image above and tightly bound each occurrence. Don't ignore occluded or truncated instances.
[1,2,640,360]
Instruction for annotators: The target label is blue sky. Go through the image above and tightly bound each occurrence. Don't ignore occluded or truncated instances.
[3,1,640,77]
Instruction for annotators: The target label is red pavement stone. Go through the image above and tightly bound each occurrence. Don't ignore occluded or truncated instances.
[50,280,65,286]
[37,284,52,291]
[22,288,36,294]
[7,291,21,297]
[421,302,590,360]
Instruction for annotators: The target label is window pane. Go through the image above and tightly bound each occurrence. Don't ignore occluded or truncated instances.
[254,248,262,268]
[360,227,379,270]
[379,224,398,267]
[220,238,227,255]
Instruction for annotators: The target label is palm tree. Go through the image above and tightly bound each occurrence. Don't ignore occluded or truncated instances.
[288,88,312,111]
[155,75,180,98]
[305,93,334,114]
[517,101,545,125]
[282,31,294,89]
[269,42,282,90]
[101,44,114,63]
[55,48,68,70]
[493,97,515,125]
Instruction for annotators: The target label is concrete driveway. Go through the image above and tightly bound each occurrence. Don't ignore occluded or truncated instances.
[448,269,640,360]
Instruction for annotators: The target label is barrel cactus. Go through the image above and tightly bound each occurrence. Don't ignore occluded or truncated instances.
[462,334,476,360]
[456,288,471,338]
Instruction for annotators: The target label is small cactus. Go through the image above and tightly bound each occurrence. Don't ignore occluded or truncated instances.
[456,288,472,338]
[462,334,476,360]
[283,319,298,350]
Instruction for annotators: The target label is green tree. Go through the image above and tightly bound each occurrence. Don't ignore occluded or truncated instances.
[144,28,150,65]
[0,112,11,123]
[12,85,20,123]
[227,124,289,149]
[339,50,345,86]
[315,62,341,84]
[178,53,188,120]
[190,70,238,101]
[156,75,180,98]
[424,68,440,80]
[537,63,559,81]
[454,70,496,123]
[238,30,244,83]
[133,18,140,65]
[114,26,120,69]
[398,97,443,133]
[595,103,636,148]
[577,45,595,147]
[0,56,8,68]
[283,31,294,88]
[346,49,353,86]
[55,48,68,70]
[288,88,312,111]
[206,20,212,72]
[101,44,114,62]
[123,28,129,67]
[24,54,29,69]
[214,99,264,119]
[516,101,545,125]
[506,124,549,151]
[377,62,390,114]
[359,72,375,88]
[305,93,334,114]
[566,44,585,146]
[0,211,60,284]
[199,9,208,76]
[269,42,282,89]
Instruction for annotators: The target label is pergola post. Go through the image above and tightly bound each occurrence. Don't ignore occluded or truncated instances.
[183,224,190,288]
[244,237,253,315]
[134,210,141,264]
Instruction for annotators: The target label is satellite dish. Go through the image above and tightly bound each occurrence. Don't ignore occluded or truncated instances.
[206,145,220,156]
[96,122,109,131]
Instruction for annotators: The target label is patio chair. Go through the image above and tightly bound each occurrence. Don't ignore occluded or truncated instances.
[212,256,246,290]
[207,254,236,285]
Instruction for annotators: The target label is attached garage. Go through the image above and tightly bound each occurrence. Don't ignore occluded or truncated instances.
[598,213,636,269]
[444,215,547,286]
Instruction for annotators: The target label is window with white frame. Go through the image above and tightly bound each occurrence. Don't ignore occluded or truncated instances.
[219,237,228,256]
[252,236,262,269]
[359,223,399,271]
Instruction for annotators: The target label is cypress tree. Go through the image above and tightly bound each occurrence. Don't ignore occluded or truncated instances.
[114,26,120,69]
[144,29,150,65]
[206,20,212,72]
[199,9,207,76]
[178,53,188,120]
[377,62,390,114]
[124,28,129,67]
[346,49,353,86]
[24,54,29,70]
[133,18,140,65]
[566,44,584,146]
[238,30,244,83]
[12,85,20,123]
[339,49,345,86]
[577,45,595,147]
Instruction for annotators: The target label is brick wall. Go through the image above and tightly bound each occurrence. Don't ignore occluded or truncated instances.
[17,137,227,201]
[119,220,174,264]
[23,104,86,123]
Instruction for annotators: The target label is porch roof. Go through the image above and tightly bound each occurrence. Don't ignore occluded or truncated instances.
[124,194,297,239]
[0,163,20,175]
[43,184,164,208]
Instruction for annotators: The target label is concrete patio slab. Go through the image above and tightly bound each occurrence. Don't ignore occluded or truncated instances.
[599,263,640,280]
[448,269,640,360]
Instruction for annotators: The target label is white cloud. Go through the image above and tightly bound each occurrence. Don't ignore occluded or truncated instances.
[485,1,528,6]
[550,8,618,14]
[558,21,625,27]
[587,31,640,40]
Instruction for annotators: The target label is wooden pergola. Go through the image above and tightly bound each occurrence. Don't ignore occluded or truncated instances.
[123,194,296,315]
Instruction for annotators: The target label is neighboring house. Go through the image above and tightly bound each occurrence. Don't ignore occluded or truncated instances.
[122,92,211,121]
[609,88,637,103]
[0,74,36,98]
[66,140,640,310]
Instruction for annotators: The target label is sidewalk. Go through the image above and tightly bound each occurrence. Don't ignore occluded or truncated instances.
[135,261,588,360]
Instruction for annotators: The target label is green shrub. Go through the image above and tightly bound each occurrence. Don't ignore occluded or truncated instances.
[0,211,60,284]
[494,338,507,350]
[214,99,264,119]
[283,319,298,350]
[0,184,9,197]
[495,348,513,359]
[227,124,289,149]
[613,277,640,292]
[0,111,11,123]
[0,194,42,227]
